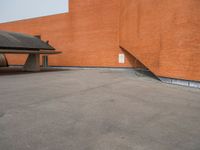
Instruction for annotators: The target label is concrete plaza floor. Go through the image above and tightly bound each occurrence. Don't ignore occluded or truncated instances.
[0,68,200,150]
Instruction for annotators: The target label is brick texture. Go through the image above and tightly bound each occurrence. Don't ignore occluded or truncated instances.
[119,0,200,81]
[0,0,143,68]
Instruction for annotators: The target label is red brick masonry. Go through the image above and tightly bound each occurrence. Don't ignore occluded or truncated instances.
[0,0,199,81]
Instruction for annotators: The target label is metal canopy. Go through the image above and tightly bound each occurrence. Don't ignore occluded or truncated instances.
[0,30,55,50]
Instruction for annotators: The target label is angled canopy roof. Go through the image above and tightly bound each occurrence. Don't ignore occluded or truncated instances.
[0,30,55,50]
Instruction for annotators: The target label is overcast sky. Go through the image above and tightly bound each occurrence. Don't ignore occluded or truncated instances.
[0,0,69,23]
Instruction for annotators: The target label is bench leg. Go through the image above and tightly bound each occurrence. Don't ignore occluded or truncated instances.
[24,54,40,71]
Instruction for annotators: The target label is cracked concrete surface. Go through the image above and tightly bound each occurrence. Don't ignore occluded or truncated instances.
[0,69,200,150]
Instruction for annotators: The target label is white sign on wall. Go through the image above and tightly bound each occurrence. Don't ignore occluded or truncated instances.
[119,53,125,64]
[0,0,69,23]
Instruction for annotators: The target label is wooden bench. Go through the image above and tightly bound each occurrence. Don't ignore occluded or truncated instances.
[0,50,61,72]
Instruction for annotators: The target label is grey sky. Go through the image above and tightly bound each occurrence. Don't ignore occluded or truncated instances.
[0,0,69,23]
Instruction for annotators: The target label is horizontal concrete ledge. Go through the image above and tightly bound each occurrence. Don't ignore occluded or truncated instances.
[159,77,200,89]
[0,50,61,54]
[10,65,144,71]
[49,66,146,71]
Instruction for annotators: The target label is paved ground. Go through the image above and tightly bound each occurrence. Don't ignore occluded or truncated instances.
[0,68,200,150]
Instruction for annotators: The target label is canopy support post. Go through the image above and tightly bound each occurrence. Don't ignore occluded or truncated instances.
[24,53,40,72]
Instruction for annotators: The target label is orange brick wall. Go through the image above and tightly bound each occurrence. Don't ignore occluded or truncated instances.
[120,0,200,81]
[0,0,143,68]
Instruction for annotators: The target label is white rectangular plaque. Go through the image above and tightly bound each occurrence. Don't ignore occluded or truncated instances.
[119,54,125,64]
